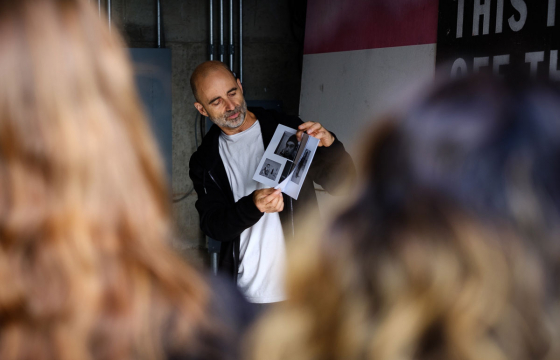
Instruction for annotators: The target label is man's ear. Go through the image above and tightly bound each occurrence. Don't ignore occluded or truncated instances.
[194,102,209,117]
[237,78,243,94]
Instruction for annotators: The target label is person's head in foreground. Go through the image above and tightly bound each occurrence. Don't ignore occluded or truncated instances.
[249,76,560,360]
[0,1,244,359]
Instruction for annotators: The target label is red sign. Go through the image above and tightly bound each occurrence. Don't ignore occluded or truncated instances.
[304,0,439,54]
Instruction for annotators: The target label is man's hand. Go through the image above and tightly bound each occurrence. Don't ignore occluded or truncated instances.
[296,121,335,147]
[253,188,284,213]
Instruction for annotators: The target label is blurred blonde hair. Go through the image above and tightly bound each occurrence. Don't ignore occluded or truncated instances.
[249,78,560,360]
[0,1,219,359]
[252,206,552,360]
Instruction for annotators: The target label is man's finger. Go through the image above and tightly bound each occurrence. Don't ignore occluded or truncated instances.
[267,197,280,210]
[266,198,276,210]
[298,121,315,130]
[306,123,322,136]
[308,126,334,147]
[263,187,277,195]
[310,129,326,139]
[264,189,282,203]
[269,198,283,213]
[255,189,273,200]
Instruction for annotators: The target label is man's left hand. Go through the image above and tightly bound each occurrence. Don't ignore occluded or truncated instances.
[296,122,335,147]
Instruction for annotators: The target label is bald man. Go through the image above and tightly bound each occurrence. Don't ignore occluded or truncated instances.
[188,61,355,305]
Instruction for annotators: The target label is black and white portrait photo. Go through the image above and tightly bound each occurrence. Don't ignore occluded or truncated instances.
[259,159,281,181]
[279,161,294,183]
[290,149,310,185]
[274,132,299,161]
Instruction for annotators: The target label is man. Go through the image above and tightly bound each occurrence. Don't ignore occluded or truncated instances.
[260,164,271,177]
[189,61,354,305]
[279,134,298,160]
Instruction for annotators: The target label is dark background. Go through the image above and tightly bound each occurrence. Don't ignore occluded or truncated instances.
[437,1,560,79]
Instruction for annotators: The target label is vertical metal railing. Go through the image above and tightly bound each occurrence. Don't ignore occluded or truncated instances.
[229,0,234,70]
[239,0,243,83]
[210,0,214,60]
[157,0,162,48]
[220,0,224,62]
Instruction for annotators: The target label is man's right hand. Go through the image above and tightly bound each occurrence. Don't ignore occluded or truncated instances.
[253,188,284,213]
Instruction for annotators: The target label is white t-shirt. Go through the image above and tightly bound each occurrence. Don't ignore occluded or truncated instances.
[218,120,287,303]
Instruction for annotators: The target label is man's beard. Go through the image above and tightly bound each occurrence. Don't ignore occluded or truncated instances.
[209,100,248,130]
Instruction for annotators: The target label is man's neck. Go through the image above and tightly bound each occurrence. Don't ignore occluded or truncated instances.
[220,110,257,135]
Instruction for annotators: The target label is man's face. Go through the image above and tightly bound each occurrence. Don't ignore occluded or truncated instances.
[285,140,296,155]
[194,68,247,131]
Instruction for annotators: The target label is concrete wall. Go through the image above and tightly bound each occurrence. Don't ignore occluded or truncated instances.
[300,45,436,159]
[107,0,306,266]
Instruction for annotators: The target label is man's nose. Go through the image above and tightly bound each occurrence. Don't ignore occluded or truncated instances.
[224,98,236,112]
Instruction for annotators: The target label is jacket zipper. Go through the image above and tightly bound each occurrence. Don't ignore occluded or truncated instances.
[207,171,223,194]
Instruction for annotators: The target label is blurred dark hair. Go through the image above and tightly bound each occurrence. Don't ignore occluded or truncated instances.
[249,76,560,360]
[353,76,560,273]
[365,76,560,229]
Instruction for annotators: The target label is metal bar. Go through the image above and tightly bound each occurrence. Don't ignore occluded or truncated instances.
[229,0,233,70]
[211,253,218,275]
[220,0,224,62]
[209,0,220,275]
[210,0,214,60]
[98,0,101,17]
[239,0,243,83]
[108,0,112,32]
[157,0,162,48]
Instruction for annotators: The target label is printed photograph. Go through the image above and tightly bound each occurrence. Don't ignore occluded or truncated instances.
[290,149,310,185]
[279,161,294,183]
[259,158,281,181]
[274,131,299,161]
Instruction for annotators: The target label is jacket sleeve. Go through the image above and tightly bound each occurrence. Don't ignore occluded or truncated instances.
[189,152,263,242]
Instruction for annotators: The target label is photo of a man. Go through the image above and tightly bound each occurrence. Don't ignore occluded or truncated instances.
[274,132,299,161]
[291,149,310,185]
[261,164,271,176]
